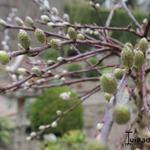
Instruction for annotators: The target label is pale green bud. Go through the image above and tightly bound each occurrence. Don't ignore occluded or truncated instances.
[0,19,7,29]
[104,93,112,102]
[113,105,130,125]
[139,38,148,52]
[0,51,10,65]
[124,42,133,50]
[67,27,77,40]
[17,68,27,76]
[15,17,24,26]
[77,33,85,40]
[50,38,61,50]
[113,68,124,80]
[100,74,117,94]
[134,50,145,68]
[34,28,46,43]
[51,121,57,128]
[18,30,31,50]
[31,66,41,77]
[56,110,62,116]
[25,16,34,27]
[41,15,50,23]
[121,46,134,69]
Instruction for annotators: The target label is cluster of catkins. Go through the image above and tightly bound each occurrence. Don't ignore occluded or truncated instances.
[100,38,148,125]
[0,14,85,76]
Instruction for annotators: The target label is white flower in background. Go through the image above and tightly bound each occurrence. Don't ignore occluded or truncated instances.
[59,91,71,100]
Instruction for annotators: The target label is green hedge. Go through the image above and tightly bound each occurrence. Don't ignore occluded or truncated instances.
[64,3,146,44]
[29,86,83,135]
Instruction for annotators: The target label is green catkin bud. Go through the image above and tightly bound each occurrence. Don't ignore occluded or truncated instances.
[124,42,133,50]
[93,30,99,36]
[31,66,41,77]
[25,16,34,27]
[18,30,31,50]
[67,27,77,40]
[134,50,145,68]
[121,46,134,69]
[41,15,50,23]
[100,74,117,94]
[47,22,55,28]
[148,111,150,118]
[50,39,61,50]
[113,68,124,80]
[15,17,24,26]
[0,51,10,65]
[17,68,27,76]
[139,38,148,52]
[0,19,7,29]
[104,93,112,102]
[113,105,130,125]
[34,28,46,43]
[143,18,148,25]
[77,33,85,40]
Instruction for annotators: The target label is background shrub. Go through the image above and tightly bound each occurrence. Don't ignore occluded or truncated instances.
[29,86,83,135]
[0,117,14,147]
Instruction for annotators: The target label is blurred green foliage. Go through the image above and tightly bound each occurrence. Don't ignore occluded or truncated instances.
[42,48,60,60]
[29,86,83,135]
[85,57,101,77]
[67,63,83,78]
[0,117,14,146]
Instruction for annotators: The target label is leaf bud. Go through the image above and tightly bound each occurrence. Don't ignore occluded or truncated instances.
[113,105,130,125]
[121,45,134,69]
[0,51,10,65]
[34,28,46,43]
[67,27,77,40]
[41,15,50,23]
[25,16,34,27]
[15,17,24,26]
[18,30,31,50]
[139,38,148,52]
[17,67,27,76]
[104,93,113,102]
[50,38,61,50]
[77,33,85,40]
[31,66,41,77]
[113,68,124,80]
[100,74,117,94]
